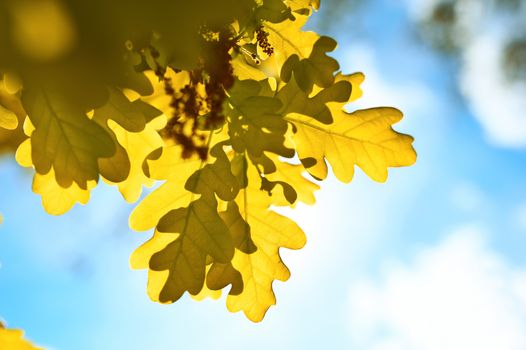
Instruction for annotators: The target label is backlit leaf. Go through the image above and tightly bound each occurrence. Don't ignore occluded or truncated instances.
[129,145,203,231]
[225,158,306,322]
[102,117,165,203]
[0,104,18,130]
[264,158,320,206]
[0,77,25,149]
[256,0,293,23]
[287,106,417,182]
[227,79,294,158]
[94,88,162,184]
[280,36,339,93]
[261,9,319,77]
[149,196,234,302]
[33,169,94,215]
[277,76,352,124]
[131,144,239,302]
[15,118,94,215]
[22,88,115,189]
[0,324,42,350]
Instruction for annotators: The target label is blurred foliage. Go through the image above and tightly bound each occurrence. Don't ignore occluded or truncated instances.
[312,0,526,86]
[416,0,526,84]
[0,77,25,153]
[504,38,526,81]
[0,0,416,330]
[419,1,458,53]
[310,0,364,33]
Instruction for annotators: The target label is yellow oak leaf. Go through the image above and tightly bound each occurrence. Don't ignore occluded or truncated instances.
[131,143,240,302]
[286,106,417,182]
[15,118,95,215]
[0,104,18,130]
[0,75,25,136]
[191,263,223,301]
[305,71,364,103]
[277,76,352,124]
[261,9,318,78]
[141,69,191,119]
[227,79,294,158]
[15,138,32,167]
[265,11,317,59]
[128,145,202,231]
[145,196,235,302]
[33,169,94,215]
[288,0,320,11]
[14,118,36,167]
[206,261,244,296]
[93,88,162,184]
[224,157,306,322]
[129,128,231,230]
[255,0,293,24]
[102,116,165,203]
[231,53,268,81]
[280,36,340,93]
[22,88,115,189]
[129,229,173,302]
[93,88,160,133]
[204,201,256,297]
[264,158,320,206]
[0,325,43,350]
[339,72,365,102]
[2,72,23,95]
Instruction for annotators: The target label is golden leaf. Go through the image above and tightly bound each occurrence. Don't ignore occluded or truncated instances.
[225,159,306,322]
[287,105,417,182]
[15,118,94,215]
[0,325,43,350]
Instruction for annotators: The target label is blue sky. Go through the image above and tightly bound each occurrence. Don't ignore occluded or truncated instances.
[2,0,526,349]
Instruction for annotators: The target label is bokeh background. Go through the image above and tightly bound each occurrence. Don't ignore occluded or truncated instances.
[2,0,526,348]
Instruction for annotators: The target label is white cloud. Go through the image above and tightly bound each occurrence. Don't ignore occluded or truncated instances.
[347,226,526,350]
[512,203,526,233]
[461,30,526,148]
[405,0,526,148]
[340,45,435,116]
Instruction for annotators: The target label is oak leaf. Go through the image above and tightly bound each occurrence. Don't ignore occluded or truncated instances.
[22,88,115,189]
[0,324,42,350]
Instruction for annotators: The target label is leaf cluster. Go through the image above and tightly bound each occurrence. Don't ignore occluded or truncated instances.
[0,0,416,322]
